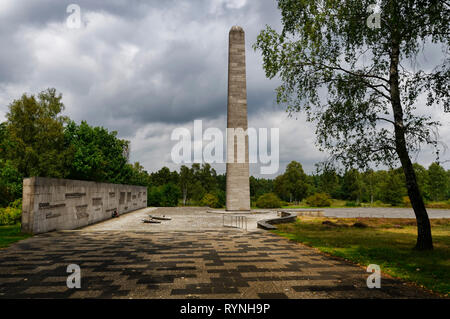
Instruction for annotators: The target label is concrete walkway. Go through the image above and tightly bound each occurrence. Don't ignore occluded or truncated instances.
[0,207,440,299]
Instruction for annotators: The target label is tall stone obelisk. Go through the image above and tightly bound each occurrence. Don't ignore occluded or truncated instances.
[226,26,250,212]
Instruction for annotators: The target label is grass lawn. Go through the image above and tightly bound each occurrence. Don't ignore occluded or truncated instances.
[274,217,450,296]
[0,223,31,249]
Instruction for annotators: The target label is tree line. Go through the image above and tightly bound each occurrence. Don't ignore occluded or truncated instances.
[1,89,449,210]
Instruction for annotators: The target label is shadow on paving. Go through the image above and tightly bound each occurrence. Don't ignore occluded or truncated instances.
[0,226,440,299]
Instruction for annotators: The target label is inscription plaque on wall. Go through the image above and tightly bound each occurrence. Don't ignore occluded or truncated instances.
[92,197,103,206]
[75,205,89,219]
[66,193,86,199]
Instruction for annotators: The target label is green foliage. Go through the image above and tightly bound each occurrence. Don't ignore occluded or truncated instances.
[341,169,363,202]
[0,206,22,225]
[176,163,218,205]
[254,0,449,249]
[426,163,448,201]
[127,162,150,186]
[147,183,181,207]
[0,159,23,207]
[3,88,70,178]
[305,193,332,207]
[378,169,406,206]
[64,120,132,184]
[345,201,361,207]
[254,0,448,169]
[160,183,181,207]
[200,193,221,208]
[274,161,311,202]
[147,186,163,207]
[256,193,282,208]
[250,176,274,201]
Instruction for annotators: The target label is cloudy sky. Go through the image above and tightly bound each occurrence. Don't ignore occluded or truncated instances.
[0,0,448,177]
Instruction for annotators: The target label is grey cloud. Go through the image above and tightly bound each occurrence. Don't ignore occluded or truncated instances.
[0,0,448,174]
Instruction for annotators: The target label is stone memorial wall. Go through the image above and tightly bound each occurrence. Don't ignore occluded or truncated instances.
[21,177,147,234]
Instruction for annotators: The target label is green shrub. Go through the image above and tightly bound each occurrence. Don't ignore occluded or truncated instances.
[147,183,181,207]
[201,193,222,208]
[0,207,22,225]
[403,196,411,207]
[345,201,361,207]
[256,193,282,208]
[10,198,22,209]
[305,193,332,207]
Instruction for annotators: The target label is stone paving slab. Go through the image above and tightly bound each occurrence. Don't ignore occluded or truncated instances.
[0,207,439,299]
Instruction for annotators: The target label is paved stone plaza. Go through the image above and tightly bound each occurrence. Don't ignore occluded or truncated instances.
[0,207,440,299]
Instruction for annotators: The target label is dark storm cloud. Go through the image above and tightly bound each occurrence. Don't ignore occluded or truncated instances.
[0,0,448,173]
[0,0,281,127]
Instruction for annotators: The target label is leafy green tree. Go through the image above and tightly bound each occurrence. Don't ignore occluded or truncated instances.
[254,0,449,249]
[146,183,180,207]
[362,169,375,204]
[250,176,274,200]
[64,120,131,184]
[128,162,150,186]
[316,166,340,198]
[147,186,162,207]
[5,88,70,178]
[274,161,310,202]
[191,180,206,204]
[426,162,448,201]
[379,169,406,206]
[160,183,181,207]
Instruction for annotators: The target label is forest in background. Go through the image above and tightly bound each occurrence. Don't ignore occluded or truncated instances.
[1,89,449,223]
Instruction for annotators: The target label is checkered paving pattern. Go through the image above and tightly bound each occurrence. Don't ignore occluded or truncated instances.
[0,229,436,298]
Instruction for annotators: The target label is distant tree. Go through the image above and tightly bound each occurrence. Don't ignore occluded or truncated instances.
[341,169,362,202]
[151,167,174,186]
[250,176,274,200]
[160,183,181,207]
[427,163,448,201]
[199,163,218,193]
[147,183,180,207]
[379,169,406,206]
[179,165,194,205]
[362,169,375,204]
[254,0,449,249]
[147,186,162,207]
[305,193,332,207]
[128,162,149,186]
[274,161,310,202]
[316,166,340,198]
